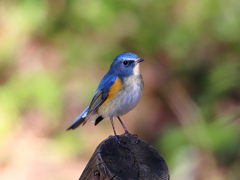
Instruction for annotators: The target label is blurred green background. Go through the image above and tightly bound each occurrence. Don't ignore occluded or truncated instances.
[0,0,240,179]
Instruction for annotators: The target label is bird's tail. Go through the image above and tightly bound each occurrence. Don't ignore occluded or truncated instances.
[66,107,89,130]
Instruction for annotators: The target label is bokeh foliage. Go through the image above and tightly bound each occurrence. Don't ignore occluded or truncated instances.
[0,0,240,179]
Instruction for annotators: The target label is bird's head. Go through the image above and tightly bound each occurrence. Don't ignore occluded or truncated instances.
[110,52,145,77]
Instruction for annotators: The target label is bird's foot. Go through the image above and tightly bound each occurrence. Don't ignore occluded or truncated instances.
[130,134,139,144]
[110,135,129,149]
[123,132,139,144]
[123,130,130,135]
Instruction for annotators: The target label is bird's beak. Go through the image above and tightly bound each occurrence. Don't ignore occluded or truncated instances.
[137,58,145,63]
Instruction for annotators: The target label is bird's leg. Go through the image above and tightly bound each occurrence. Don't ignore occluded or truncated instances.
[117,116,130,134]
[110,116,118,136]
[110,116,128,148]
[118,116,138,144]
[110,116,121,144]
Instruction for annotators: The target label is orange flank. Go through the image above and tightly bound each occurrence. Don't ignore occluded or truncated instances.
[104,78,122,104]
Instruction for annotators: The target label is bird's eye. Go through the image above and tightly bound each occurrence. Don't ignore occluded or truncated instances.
[123,61,129,66]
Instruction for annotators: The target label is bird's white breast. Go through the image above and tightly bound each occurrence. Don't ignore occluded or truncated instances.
[99,74,143,117]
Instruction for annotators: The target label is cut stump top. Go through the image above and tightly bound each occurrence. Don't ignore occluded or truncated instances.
[79,134,169,180]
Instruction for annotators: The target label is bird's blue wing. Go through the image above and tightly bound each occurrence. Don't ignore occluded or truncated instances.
[85,72,117,119]
[66,72,117,130]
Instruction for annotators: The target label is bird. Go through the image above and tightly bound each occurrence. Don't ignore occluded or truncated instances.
[66,52,144,143]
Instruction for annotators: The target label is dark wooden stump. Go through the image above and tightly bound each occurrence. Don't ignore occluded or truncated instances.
[79,133,170,180]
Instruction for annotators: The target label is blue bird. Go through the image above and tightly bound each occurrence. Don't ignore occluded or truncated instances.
[67,52,144,142]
